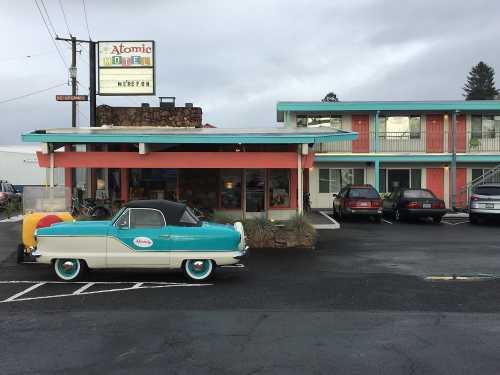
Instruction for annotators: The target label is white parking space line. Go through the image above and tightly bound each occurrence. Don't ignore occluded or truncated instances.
[73,282,95,295]
[132,282,144,289]
[0,283,212,304]
[382,219,393,224]
[2,282,46,302]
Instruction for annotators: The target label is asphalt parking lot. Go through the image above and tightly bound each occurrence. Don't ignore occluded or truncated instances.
[1,218,500,374]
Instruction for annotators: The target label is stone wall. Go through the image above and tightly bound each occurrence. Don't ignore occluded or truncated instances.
[96,104,202,128]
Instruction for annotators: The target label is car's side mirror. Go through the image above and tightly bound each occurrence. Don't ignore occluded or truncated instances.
[332,194,338,198]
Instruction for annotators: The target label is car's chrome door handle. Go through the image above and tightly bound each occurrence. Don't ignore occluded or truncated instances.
[160,234,171,239]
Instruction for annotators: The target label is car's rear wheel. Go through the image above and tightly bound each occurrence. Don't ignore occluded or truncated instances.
[17,243,24,264]
[469,213,479,225]
[394,209,402,222]
[184,259,214,281]
[53,258,86,281]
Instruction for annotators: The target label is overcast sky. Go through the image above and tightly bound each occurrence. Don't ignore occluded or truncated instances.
[1,0,500,144]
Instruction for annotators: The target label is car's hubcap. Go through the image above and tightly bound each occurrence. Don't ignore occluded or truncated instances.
[186,260,211,279]
[192,261,205,271]
[56,259,79,278]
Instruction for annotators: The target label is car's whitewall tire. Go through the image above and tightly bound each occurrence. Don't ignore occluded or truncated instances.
[184,259,214,281]
[53,258,86,281]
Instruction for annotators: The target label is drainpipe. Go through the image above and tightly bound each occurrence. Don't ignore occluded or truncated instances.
[374,159,380,192]
[451,111,457,211]
[297,145,303,215]
[374,111,380,153]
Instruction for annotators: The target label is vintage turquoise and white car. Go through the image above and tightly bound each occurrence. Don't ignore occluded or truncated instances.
[32,200,248,281]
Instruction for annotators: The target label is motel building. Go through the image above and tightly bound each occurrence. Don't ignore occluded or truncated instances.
[277,100,500,209]
[21,101,356,220]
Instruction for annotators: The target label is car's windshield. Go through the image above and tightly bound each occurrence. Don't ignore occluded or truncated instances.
[403,189,435,199]
[347,188,379,199]
[475,186,500,196]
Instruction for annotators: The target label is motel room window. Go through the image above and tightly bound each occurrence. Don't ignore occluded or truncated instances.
[220,169,242,209]
[319,168,364,193]
[297,115,343,129]
[269,169,290,208]
[379,116,421,139]
[380,168,422,193]
[471,115,500,139]
[472,168,500,184]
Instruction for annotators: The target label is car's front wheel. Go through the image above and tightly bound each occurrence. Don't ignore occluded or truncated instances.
[184,259,214,281]
[53,258,86,281]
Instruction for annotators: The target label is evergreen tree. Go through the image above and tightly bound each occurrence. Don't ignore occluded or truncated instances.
[463,61,499,100]
[322,92,339,102]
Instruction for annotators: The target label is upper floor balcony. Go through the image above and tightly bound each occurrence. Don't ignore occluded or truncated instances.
[313,130,500,154]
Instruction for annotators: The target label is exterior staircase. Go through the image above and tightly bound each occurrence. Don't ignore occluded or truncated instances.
[458,165,500,209]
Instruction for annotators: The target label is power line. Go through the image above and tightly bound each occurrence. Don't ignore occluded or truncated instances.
[40,0,57,36]
[33,0,68,68]
[0,83,66,105]
[82,0,92,40]
[0,51,56,64]
[58,0,72,36]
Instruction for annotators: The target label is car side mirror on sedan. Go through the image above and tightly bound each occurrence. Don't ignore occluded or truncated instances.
[332,193,338,198]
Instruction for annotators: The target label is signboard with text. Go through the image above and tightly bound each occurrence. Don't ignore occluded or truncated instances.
[97,40,155,96]
[56,95,88,101]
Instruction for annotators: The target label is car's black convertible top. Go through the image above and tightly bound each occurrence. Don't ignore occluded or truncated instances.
[124,200,194,226]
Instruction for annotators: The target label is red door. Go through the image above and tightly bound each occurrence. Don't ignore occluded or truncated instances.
[449,168,467,208]
[352,115,369,153]
[448,114,466,153]
[426,168,444,200]
[426,115,444,153]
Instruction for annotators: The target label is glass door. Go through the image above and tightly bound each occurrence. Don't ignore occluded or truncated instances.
[245,169,265,212]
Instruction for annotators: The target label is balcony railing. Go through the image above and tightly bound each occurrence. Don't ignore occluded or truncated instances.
[313,131,500,154]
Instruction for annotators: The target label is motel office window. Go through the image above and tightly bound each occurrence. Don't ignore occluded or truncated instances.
[220,169,242,209]
[471,115,500,139]
[319,168,364,193]
[269,169,290,208]
[297,115,343,129]
[379,116,421,139]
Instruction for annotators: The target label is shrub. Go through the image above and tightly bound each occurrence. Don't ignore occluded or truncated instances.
[243,217,275,248]
[211,211,238,225]
[284,214,316,241]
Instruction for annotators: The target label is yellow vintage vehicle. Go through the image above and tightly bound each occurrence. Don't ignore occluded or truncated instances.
[17,187,74,263]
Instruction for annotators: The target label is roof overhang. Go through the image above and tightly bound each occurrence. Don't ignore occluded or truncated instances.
[277,100,500,120]
[22,127,358,145]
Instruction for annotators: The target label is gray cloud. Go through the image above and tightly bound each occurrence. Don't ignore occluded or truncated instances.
[1,0,499,143]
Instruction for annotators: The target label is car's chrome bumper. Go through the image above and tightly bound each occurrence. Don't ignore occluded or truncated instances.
[234,246,249,260]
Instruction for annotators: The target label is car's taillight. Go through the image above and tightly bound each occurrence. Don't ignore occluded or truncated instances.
[432,201,445,209]
[370,200,381,208]
[406,201,421,209]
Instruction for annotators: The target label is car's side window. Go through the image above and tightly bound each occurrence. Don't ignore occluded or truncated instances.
[130,209,166,229]
[115,209,130,229]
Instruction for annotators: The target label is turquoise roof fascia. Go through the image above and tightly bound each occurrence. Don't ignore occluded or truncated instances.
[21,130,358,145]
[315,154,500,163]
[277,100,500,115]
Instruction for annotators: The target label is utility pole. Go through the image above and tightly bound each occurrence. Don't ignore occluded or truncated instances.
[450,111,457,211]
[56,36,97,127]
[89,41,97,127]
[71,36,77,128]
